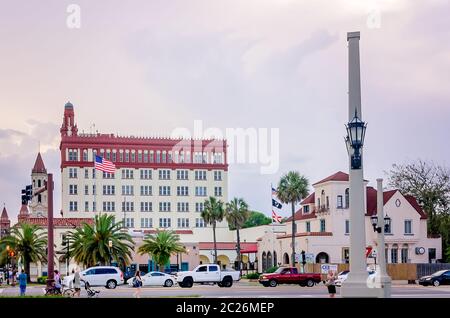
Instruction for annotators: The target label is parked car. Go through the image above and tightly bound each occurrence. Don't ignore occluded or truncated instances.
[62,266,124,289]
[176,264,240,288]
[127,271,176,287]
[335,270,376,287]
[418,270,450,287]
[258,267,322,287]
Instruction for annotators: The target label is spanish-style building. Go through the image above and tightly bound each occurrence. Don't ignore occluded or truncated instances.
[257,171,442,272]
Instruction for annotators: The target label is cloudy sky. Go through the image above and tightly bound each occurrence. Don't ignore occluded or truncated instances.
[1,0,449,222]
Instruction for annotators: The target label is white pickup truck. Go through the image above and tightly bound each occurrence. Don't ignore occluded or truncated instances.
[176,264,240,288]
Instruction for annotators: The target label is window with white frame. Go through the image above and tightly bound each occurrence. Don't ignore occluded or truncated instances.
[122,185,134,196]
[303,205,310,213]
[150,151,154,163]
[68,149,78,161]
[401,244,409,263]
[345,219,350,234]
[92,201,96,212]
[69,201,78,212]
[195,186,207,197]
[103,185,115,195]
[125,152,130,162]
[112,152,117,162]
[140,186,152,196]
[391,244,398,263]
[159,186,171,196]
[83,150,88,161]
[177,170,189,180]
[177,186,189,196]
[121,169,134,179]
[195,218,206,228]
[69,184,78,195]
[84,168,89,179]
[177,202,189,212]
[122,201,134,212]
[337,195,343,209]
[131,152,136,162]
[125,218,134,228]
[92,185,96,195]
[141,218,152,228]
[102,172,115,179]
[214,171,222,181]
[404,220,413,234]
[140,202,152,212]
[102,201,115,212]
[320,219,326,232]
[119,152,124,162]
[92,168,96,179]
[138,152,142,163]
[195,202,204,212]
[159,202,171,212]
[158,169,171,180]
[143,152,148,163]
[306,221,311,232]
[195,170,207,180]
[162,151,167,163]
[68,168,77,178]
[84,201,89,212]
[177,218,189,228]
[156,151,161,163]
[159,218,171,228]
[140,169,152,180]
[214,187,222,197]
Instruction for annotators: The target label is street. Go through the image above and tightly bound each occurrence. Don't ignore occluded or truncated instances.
[1,281,450,298]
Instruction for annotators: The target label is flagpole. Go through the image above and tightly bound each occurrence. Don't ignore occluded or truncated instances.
[271,183,275,268]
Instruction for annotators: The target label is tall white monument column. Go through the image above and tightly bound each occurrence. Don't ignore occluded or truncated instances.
[341,31,377,298]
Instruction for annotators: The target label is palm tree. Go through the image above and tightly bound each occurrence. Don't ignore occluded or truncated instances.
[138,230,185,272]
[202,196,225,264]
[277,171,309,267]
[1,223,47,282]
[68,214,134,267]
[225,198,250,271]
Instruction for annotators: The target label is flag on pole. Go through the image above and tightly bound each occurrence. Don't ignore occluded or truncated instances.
[272,210,282,223]
[272,187,278,196]
[272,199,282,209]
[94,155,116,173]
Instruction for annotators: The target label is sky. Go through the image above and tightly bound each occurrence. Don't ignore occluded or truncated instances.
[1,0,449,222]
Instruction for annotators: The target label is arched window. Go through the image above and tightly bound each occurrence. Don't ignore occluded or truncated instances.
[321,190,325,209]
[401,244,409,263]
[273,251,277,267]
[283,253,289,265]
[391,244,398,263]
[262,252,267,272]
[345,188,349,208]
[267,252,272,269]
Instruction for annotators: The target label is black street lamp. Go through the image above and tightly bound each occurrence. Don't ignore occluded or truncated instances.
[370,214,392,233]
[345,110,367,170]
[108,240,113,266]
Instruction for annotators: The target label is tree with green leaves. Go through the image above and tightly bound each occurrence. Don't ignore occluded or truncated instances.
[387,160,450,261]
[138,230,185,272]
[226,198,250,271]
[201,196,225,264]
[0,223,47,282]
[241,211,272,229]
[67,214,134,267]
[277,171,309,267]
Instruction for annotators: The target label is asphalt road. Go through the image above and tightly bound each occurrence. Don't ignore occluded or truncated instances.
[1,281,450,298]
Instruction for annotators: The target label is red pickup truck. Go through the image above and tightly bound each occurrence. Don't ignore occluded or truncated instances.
[258,267,322,287]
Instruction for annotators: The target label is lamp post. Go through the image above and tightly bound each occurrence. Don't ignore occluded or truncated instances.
[370,179,392,297]
[6,245,10,285]
[341,31,376,298]
[108,240,113,266]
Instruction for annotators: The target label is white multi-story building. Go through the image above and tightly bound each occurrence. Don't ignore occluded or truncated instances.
[59,102,228,232]
[257,171,442,272]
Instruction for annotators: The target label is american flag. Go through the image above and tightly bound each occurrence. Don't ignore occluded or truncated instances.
[272,210,282,223]
[94,155,116,173]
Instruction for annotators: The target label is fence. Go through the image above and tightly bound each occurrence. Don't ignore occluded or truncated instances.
[297,263,450,280]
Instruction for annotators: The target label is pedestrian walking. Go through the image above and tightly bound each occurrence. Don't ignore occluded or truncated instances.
[54,270,62,294]
[325,269,337,298]
[18,270,27,296]
[73,267,81,297]
[133,270,142,298]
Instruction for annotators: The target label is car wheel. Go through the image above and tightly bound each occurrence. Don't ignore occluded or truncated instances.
[222,277,233,288]
[106,280,117,289]
[306,280,315,287]
[164,279,174,287]
[433,280,440,287]
[269,279,277,287]
[218,282,224,287]
[182,278,193,288]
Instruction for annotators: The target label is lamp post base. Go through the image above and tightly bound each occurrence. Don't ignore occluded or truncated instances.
[374,274,392,298]
[340,273,379,298]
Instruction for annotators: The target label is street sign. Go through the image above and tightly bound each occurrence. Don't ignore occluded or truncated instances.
[320,264,338,274]
[371,249,377,258]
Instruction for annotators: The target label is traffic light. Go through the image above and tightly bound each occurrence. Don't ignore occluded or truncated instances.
[21,185,33,204]
[301,250,306,265]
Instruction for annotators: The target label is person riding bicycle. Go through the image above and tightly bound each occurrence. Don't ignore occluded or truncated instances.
[54,270,62,294]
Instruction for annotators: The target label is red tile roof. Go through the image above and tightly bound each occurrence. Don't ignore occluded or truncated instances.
[32,152,47,174]
[312,171,369,186]
[285,210,317,222]
[17,217,94,228]
[276,232,333,239]
[1,207,8,220]
[198,242,257,250]
[365,188,397,216]
[300,193,315,205]
[404,195,427,219]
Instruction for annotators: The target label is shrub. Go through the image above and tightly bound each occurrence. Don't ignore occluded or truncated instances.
[37,276,47,284]
[265,266,278,273]
[244,273,261,279]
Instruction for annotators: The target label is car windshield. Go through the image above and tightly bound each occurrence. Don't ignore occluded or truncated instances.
[274,268,287,274]
[432,270,447,277]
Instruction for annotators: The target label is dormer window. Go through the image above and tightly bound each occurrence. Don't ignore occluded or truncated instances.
[303,205,310,214]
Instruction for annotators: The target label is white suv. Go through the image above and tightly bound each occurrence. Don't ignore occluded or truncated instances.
[63,266,124,289]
